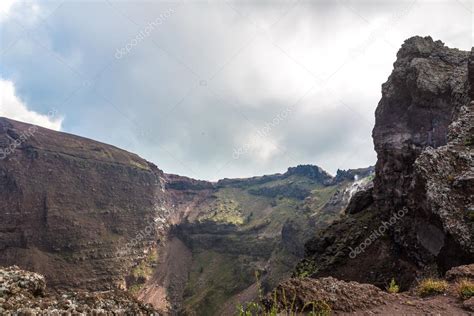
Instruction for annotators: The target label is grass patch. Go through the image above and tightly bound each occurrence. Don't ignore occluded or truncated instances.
[129,159,150,170]
[387,278,400,294]
[128,284,143,296]
[294,259,318,278]
[183,251,256,315]
[416,278,448,297]
[131,250,157,280]
[305,185,339,213]
[198,197,245,225]
[456,279,474,300]
[128,249,158,296]
[132,262,152,279]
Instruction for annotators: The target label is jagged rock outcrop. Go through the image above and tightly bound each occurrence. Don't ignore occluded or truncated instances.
[264,277,390,313]
[345,182,374,215]
[164,174,214,191]
[373,35,473,272]
[285,165,333,183]
[0,118,167,291]
[264,264,473,315]
[296,36,473,288]
[0,266,157,314]
[332,166,375,184]
[445,263,474,281]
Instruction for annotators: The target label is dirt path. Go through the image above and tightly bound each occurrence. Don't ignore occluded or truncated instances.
[340,294,472,315]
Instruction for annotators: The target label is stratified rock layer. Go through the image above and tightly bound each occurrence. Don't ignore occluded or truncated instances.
[0,118,167,291]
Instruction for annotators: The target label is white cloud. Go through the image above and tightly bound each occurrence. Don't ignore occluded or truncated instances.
[0,79,63,130]
[0,0,16,16]
[0,1,471,179]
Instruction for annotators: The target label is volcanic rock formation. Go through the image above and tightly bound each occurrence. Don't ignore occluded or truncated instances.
[0,118,169,291]
[296,36,473,289]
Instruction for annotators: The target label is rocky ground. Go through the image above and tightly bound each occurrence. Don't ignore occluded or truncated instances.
[0,266,157,315]
[262,264,473,315]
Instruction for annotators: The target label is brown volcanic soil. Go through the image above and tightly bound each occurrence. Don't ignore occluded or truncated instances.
[268,266,474,315]
[137,236,193,314]
[344,295,470,315]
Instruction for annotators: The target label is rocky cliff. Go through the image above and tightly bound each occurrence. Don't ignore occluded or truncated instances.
[0,266,157,314]
[372,36,472,271]
[296,36,473,289]
[0,118,167,291]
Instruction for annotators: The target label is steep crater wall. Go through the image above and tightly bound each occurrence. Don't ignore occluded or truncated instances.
[0,118,167,291]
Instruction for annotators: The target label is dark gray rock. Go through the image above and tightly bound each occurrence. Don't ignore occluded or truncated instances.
[345,182,374,214]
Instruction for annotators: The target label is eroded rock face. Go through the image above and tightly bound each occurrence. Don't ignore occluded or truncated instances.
[0,118,167,291]
[345,182,373,215]
[0,266,157,314]
[296,37,473,289]
[372,36,473,271]
[332,166,375,184]
[445,263,474,281]
[267,265,473,315]
[264,277,390,313]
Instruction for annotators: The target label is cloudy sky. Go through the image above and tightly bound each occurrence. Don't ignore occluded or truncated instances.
[0,0,472,180]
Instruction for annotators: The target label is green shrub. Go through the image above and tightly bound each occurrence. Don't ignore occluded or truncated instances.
[416,278,448,297]
[457,279,474,300]
[294,259,317,278]
[128,284,143,296]
[387,278,400,293]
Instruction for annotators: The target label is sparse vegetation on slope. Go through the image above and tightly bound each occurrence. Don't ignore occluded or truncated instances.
[456,279,474,300]
[416,279,448,297]
[173,169,373,314]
